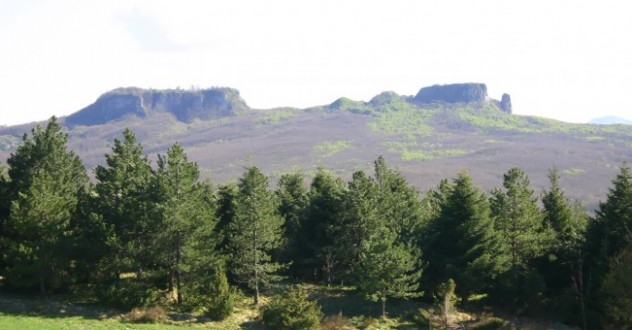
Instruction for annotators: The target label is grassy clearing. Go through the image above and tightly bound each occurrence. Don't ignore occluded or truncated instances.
[314,140,353,158]
[256,108,298,125]
[382,141,468,161]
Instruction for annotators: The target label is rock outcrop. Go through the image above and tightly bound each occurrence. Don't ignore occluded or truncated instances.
[500,93,512,114]
[414,83,488,104]
[65,87,249,126]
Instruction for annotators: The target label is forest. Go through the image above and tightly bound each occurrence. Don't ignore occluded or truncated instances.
[0,117,631,329]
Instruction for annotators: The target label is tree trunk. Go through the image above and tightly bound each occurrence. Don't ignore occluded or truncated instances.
[381,294,386,318]
[40,274,46,296]
[176,233,183,305]
[253,225,259,305]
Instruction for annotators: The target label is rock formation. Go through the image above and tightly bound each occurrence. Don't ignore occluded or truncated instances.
[500,93,512,114]
[65,87,249,126]
[414,83,488,104]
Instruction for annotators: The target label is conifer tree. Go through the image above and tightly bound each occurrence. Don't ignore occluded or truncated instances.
[275,171,309,277]
[424,172,505,303]
[229,166,286,304]
[304,167,346,285]
[355,226,422,317]
[155,142,216,304]
[490,167,552,305]
[585,163,632,326]
[3,118,88,294]
[540,168,588,296]
[331,170,380,282]
[93,128,159,306]
[373,156,424,246]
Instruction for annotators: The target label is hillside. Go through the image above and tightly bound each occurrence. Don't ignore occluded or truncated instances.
[2,83,632,210]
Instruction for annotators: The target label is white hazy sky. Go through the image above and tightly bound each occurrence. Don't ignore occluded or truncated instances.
[1,0,631,126]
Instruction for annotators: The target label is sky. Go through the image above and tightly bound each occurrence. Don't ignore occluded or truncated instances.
[0,0,631,126]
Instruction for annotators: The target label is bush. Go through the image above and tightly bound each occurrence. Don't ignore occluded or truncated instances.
[320,312,352,330]
[181,266,234,320]
[122,306,167,323]
[262,286,323,330]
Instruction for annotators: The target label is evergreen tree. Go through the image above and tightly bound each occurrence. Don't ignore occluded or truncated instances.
[304,167,346,285]
[600,242,632,328]
[330,170,380,283]
[540,168,588,303]
[587,163,632,273]
[423,172,505,303]
[373,156,424,246]
[3,118,88,294]
[155,142,216,304]
[355,226,422,317]
[0,166,9,277]
[93,128,159,306]
[215,182,239,252]
[585,163,632,326]
[490,167,552,305]
[275,171,309,277]
[229,166,286,304]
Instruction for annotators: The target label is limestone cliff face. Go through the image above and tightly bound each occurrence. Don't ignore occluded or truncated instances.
[413,83,488,104]
[65,87,249,126]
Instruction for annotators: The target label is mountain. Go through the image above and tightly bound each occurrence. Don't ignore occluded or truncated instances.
[589,116,632,125]
[2,83,632,210]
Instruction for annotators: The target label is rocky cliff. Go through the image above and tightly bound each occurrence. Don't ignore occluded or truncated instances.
[414,83,489,104]
[65,87,249,126]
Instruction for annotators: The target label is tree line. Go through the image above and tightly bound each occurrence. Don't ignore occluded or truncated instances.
[0,118,630,328]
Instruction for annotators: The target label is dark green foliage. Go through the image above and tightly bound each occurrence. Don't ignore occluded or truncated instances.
[93,129,160,306]
[182,265,234,320]
[275,171,309,278]
[585,163,632,326]
[423,172,505,303]
[373,156,424,246]
[262,285,322,330]
[355,226,422,317]
[304,168,346,285]
[155,142,217,305]
[539,168,589,323]
[2,117,88,294]
[490,168,553,306]
[600,242,632,327]
[229,166,287,304]
[331,171,380,282]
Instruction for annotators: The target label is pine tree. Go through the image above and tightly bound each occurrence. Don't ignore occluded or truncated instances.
[587,163,632,272]
[155,142,216,304]
[275,171,309,277]
[93,128,159,306]
[423,172,505,303]
[331,170,380,283]
[600,242,632,327]
[304,167,346,285]
[490,167,552,305]
[229,166,286,305]
[585,163,632,326]
[355,226,422,317]
[540,168,588,297]
[3,118,88,294]
[373,156,424,246]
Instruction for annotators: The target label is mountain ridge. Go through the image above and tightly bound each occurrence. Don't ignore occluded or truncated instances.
[1,82,631,211]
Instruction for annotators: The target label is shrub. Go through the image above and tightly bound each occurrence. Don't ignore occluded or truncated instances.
[262,286,322,330]
[122,306,167,323]
[320,312,352,330]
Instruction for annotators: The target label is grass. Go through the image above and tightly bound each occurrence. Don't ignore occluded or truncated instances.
[314,140,353,158]
[0,285,576,329]
[382,141,468,161]
[562,168,585,176]
[256,108,298,125]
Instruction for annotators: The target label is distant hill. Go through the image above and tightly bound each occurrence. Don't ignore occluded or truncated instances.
[589,116,632,125]
[2,83,632,211]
